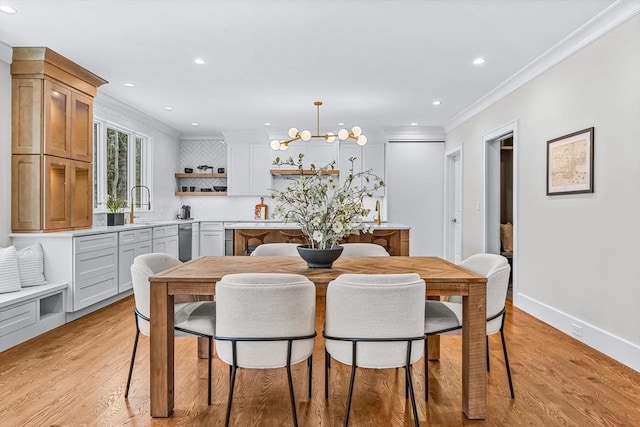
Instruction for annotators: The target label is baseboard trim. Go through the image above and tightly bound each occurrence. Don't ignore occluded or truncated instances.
[515,293,640,372]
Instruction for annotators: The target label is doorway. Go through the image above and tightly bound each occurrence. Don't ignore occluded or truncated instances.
[444,146,462,263]
[483,122,517,300]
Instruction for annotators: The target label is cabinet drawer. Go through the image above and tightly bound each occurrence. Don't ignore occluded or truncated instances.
[74,233,117,254]
[73,272,118,311]
[200,222,223,231]
[119,228,152,244]
[0,301,37,337]
[74,247,117,283]
[153,225,178,239]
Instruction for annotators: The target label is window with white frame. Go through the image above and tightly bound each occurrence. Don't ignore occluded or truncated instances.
[93,120,151,212]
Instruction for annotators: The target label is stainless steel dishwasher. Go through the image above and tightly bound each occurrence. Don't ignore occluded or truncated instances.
[178,223,192,262]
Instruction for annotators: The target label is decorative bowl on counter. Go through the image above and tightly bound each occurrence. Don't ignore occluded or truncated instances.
[214,186,227,192]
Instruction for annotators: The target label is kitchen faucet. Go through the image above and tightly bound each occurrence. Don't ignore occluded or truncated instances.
[129,185,151,224]
[374,200,381,225]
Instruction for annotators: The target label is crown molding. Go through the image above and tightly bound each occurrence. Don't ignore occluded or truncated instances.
[383,125,445,141]
[444,0,640,133]
[94,92,181,139]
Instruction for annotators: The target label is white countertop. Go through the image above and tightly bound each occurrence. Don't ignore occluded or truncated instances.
[10,219,199,238]
[10,219,409,238]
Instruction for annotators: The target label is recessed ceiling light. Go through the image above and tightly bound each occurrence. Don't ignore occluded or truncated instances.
[194,58,206,65]
[164,106,173,111]
[123,82,135,87]
[191,122,199,126]
[264,122,271,126]
[338,122,345,126]
[473,57,485,65]
[410,122,418,126]
[0,5,17,14]
[432,100,442,105]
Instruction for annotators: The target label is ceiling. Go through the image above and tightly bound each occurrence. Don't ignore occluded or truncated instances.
[0,0,617,139]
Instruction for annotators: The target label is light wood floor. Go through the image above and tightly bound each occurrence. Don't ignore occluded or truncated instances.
[1,296,639,426]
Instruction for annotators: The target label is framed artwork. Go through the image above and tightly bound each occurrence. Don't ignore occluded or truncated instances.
[546,127,594,195]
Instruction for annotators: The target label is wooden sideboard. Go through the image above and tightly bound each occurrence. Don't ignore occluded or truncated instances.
[233,227,409,256]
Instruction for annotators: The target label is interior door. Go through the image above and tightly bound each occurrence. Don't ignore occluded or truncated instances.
[453,151,463,263]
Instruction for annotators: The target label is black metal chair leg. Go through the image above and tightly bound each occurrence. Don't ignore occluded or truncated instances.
[486,335,491,371]
[345,364,357,427]
[225,341,239,427]
[344,343,358,427]
[424,336,429,401]
[405,367,409,399]
[307,355,313,399]
[286,341,299,427]
[207,337,212,405]
[406,362,419,427]
[286,365,299,427]
[500,329,515,399]
[324,348,330,400]
[124,329,140,398]
[225,364,237,427]
[405,341,419,427]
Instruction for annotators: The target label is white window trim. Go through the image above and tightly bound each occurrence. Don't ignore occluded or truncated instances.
[93,117,153,213]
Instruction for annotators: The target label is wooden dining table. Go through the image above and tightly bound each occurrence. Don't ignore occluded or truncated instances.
[148,256,488,419]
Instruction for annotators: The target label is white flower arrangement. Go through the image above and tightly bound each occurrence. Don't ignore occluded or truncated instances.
[271,153,384,250]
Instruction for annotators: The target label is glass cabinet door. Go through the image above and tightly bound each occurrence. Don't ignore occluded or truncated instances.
[71,92,93,162]
[44,79,71,158]
[44,155,71,231]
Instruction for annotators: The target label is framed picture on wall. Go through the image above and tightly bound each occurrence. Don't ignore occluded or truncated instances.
[546,127,594,195]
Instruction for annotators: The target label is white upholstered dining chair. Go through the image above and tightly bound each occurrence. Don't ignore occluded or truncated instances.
[324,273,425,426]
[338,243,390,257]
[251,243,301,256]
[424,253,514,400]
[214,273,316,427]
[125,253,216,404]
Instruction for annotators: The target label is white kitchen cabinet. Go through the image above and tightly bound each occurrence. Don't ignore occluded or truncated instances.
[250,144,272,195]
[152,225,179,258]
[72,233,118,311]
[200,222,225,256]
[191,222,200,258]
[338,143,362,187]
[227,143,250,195]
[118,228,153,293]
[363,143,386,197]
[337,142,384,196]
[228,143,273,196]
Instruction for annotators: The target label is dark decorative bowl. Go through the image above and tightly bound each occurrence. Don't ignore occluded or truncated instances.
[214,186,227,192]
[200,188,212,192]
[297,245,343,268]
[184,168,193,173]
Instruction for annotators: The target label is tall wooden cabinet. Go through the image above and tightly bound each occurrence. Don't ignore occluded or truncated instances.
[11,47,107,232]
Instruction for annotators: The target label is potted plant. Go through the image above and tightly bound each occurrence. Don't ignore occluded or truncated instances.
[106,194,126,226]
[271,153,384,267]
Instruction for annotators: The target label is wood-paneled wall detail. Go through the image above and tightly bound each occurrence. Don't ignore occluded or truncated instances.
[233,228,409,256]
[10,47,107,232]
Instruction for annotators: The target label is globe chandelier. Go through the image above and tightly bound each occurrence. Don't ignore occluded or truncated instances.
[270,101,367,151]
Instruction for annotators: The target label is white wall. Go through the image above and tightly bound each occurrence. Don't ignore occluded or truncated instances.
[446,15,640,370]
[0,44,12,247]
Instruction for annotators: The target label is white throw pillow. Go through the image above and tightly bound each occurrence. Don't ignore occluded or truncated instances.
[0,246,21,293]
[17,243,48,287]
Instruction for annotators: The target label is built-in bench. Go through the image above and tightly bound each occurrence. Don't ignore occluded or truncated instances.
[0,283,68,352]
